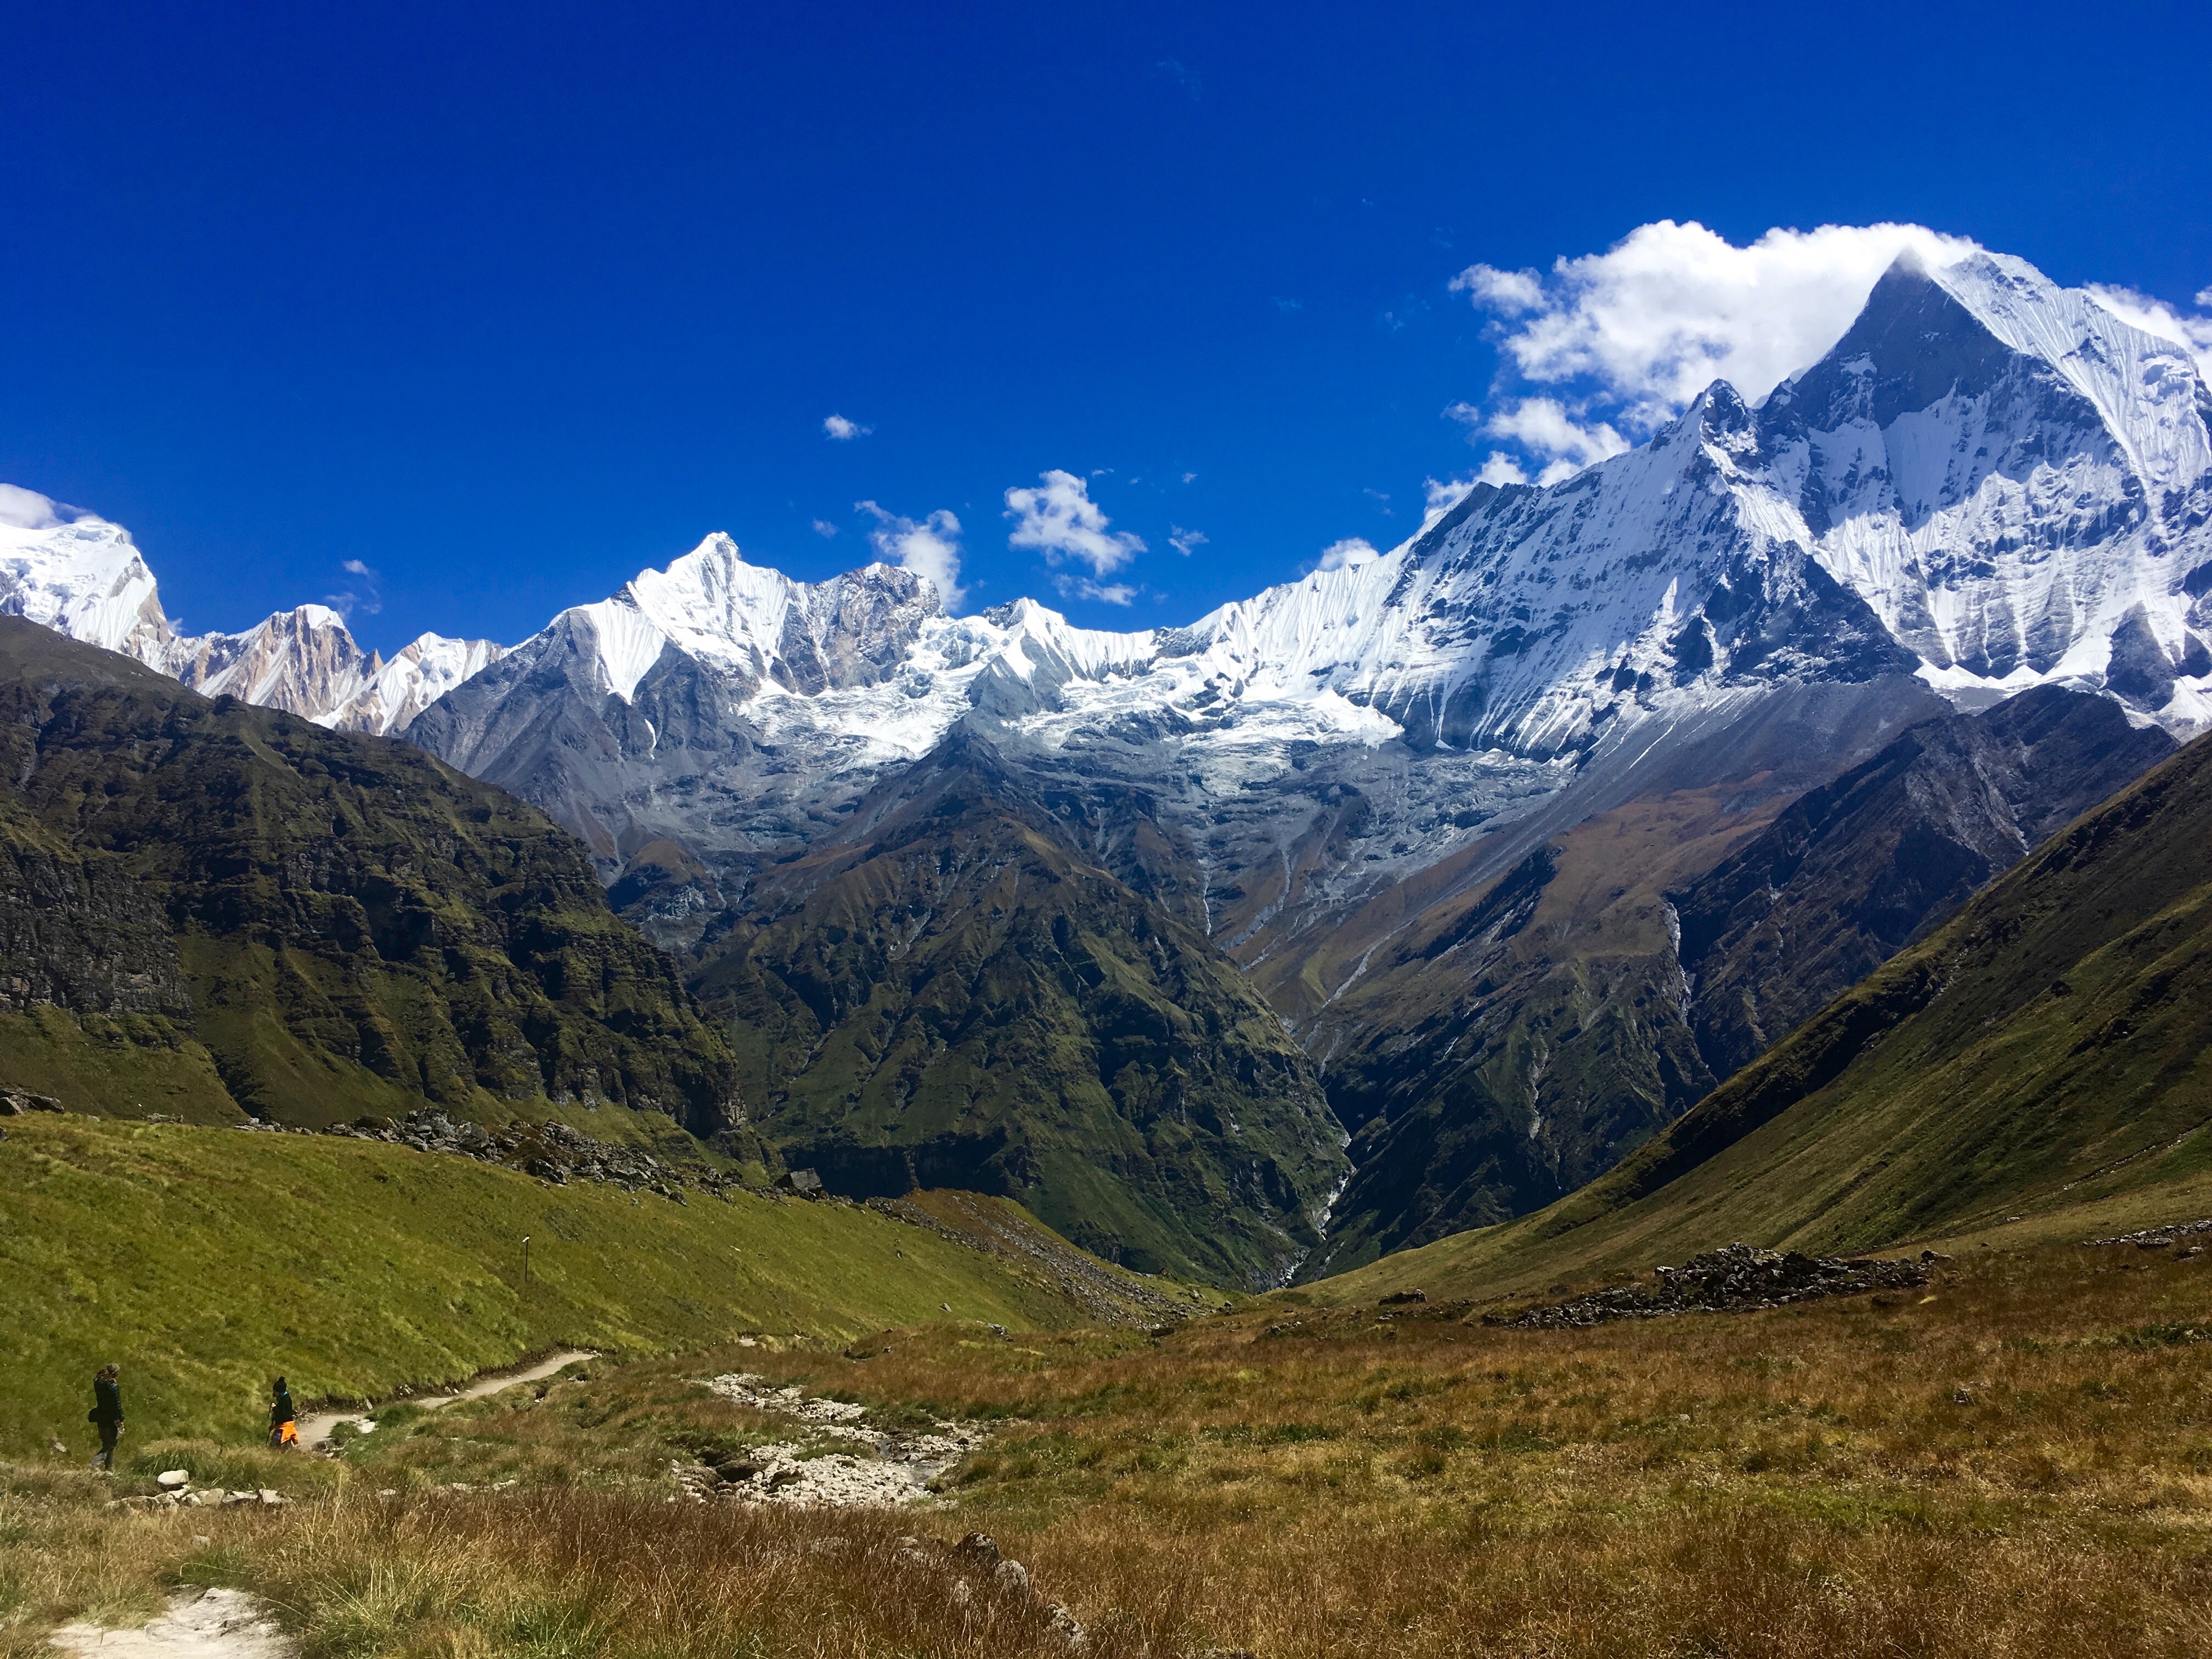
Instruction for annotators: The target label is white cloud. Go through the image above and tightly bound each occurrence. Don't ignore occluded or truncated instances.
[1005,469,1145,577]
[1054,574,1137,606]
[325,558,382,619]
[858,501,964,608]
[1457,220,1982,436]
[0,484,70,529]
[822,414,871,441]
[2083,283,2212,380]
[1315,537,1378,572]
[1180,471,1197,483]
[1169,525,1207,557]
[1451,263,1545,314]
[1423,473,1479,522]
[1446,395,1627,486]
[811,518,838,539]
[1486,397,1629,479]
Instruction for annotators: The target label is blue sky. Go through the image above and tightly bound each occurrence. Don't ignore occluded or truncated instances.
[5,0,2210,654]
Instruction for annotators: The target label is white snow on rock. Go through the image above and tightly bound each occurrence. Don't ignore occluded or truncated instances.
[0,507,504,736]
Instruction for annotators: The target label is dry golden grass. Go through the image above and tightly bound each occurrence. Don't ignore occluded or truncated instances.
[9,1242,2212,1656]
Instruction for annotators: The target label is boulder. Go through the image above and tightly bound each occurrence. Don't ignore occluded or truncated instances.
[156,1469,191,1490]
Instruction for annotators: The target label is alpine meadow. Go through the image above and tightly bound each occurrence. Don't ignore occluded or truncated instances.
[5,5,2212,1654]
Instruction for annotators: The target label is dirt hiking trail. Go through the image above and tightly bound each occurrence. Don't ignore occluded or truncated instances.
[296,1347,596,1449]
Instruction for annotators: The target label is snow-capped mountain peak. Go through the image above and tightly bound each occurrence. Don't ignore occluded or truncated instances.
[0,509,172,662]
[0,500,505,735]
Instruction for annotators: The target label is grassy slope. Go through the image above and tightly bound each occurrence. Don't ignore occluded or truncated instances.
[0,1116,1108,1460]
[1312,727,2212,1305]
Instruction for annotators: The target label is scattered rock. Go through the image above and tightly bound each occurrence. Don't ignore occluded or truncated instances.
[0,1088,65,1115]
[326,1109,758,1200]
[955,1531,1001,1566]
[1492,1244,1931,1329]
[1379,1289,1427,1306]
[777,1167,825,1198]
[258,1489,286,1506]
[2085,1218,2212,1249]
[994,1559,1031,1595]
[156,1470,191,1490]
[1045,1603,1087,1649]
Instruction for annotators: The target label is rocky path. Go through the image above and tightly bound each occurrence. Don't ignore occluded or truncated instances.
[675,1372,989,1508]
[49,1588,294,1658]
[297,1348,596,1449]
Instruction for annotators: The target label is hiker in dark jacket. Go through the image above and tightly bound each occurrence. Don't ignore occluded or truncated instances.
[89,1364,122,1471]
[269,1376,298,1449]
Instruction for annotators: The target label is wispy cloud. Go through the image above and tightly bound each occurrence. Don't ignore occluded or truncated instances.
[1054,574,1137,606]
[822,414,871,441]
[1154,58,1200,100]
[1169,526,1207,557]
[1313,537,1378,573]
[1451,396,1629,486]
[858,501,964,608]
[1006,469,1144,578]
[0,483,68,530]
[325,557,382,619]
[811,518,839,538]
[2084,283,2212,380]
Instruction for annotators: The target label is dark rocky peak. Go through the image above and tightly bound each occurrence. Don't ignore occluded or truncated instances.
[1763,253,2029,437]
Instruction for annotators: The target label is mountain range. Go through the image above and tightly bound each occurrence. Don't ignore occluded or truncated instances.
[6,244,2209,1285]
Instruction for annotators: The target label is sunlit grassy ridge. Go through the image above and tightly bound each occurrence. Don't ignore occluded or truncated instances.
[0,1116,1116,1460]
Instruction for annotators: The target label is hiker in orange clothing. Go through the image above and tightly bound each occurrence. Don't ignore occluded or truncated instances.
[268,1376,298,1449]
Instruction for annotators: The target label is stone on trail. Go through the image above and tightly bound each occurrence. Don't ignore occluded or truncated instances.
[156,1470,190,1490]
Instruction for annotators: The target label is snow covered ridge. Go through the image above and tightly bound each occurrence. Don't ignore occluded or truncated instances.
[6,244,2211,759]
[0,507,505,735]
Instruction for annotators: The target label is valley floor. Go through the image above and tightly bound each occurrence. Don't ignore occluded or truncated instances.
[8,1234,2212,1658]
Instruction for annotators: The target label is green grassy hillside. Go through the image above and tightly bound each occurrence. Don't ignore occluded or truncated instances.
[0,616,738,1134]
[1317,725,2212,1304]
[0,1115,1124,1460]
[692,731,1347,1289]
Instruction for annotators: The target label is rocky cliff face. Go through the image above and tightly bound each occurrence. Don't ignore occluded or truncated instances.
[1672,685,2175,1079]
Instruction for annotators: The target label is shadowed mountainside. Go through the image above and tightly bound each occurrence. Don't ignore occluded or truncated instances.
[0,617,743,1135]
[1296,686,2171,1278]
[689,729,1348,1288]
[1316,723,2212,1304]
